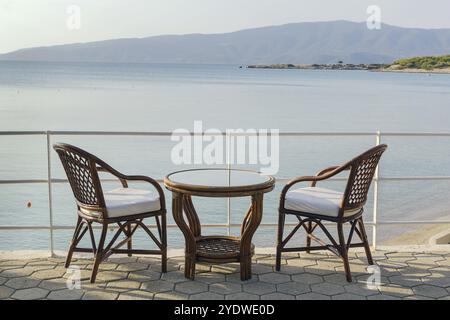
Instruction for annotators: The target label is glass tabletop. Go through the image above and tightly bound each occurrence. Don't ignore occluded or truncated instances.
[165,169,273,189]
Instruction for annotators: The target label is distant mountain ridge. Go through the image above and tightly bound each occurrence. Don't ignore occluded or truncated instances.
[1,20,450,64]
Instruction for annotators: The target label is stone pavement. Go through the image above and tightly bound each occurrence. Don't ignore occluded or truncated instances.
[1,250,449,300]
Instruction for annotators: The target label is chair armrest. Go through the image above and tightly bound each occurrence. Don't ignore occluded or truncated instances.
[310,166,340,187]
[96,163,166,211]
[280,165,348,201]
[96,166,128,188]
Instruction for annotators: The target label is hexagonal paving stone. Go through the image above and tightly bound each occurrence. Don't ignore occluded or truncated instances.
[211,263,240,274]
[12,287,49,300]
[323,273,353,286]
[1,267,36,278]
[344,283,379,297]
[210,282,241,295]
[26,260,57,269]
[436,258,450,267]
[47,257,66,264]
[286,258,317,268]
[311,283,345,296]
[108,257,137,264]
[257,257,286,266]
[332,293,366,300]
[151,261,180,272]
[116,262,149,272]
[161,270,189,283]
[316,259,344,271]
[422,272,450,288]
[141,280,174,293]
[190,292,223,300]
[378,284,414,297]
[32,267,67,280]
[376,260,409,269]
[63,268,92,281]
[355,273,390,286]
[5,277,40,290]
[154,291,188,300]
[98,263,119,271]
[251,264,274,275]
[259,272,291,284]
[82,289,119,300]
[0,286,15,299]
[412,253,445,264]
[175,281,208,295]
[39,278,70,291]
[334,264,368,276]
[292,273,323,285]
[277,265,304,275]
[385,252,416,263]
[276,282,310,295]
[225,292,259,300]
[389,275,423,287]
[195,272,226,284]
[106,280,141,292]
[261,292,294,300]
[47,289,84,300]
[304,266,337,276]
[412,285,448,299]
[128,269,161,282]
[137,256,162,265]
[225,273,258,284]
[243,281,276,295]
[95,271,128,282]
[0,277,6,285]
[180,263,211,273]
[296,292,330,300]
[118,290,154,300]
[0,260,28,269]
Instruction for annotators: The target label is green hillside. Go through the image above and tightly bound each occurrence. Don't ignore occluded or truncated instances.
[392,55,450,70]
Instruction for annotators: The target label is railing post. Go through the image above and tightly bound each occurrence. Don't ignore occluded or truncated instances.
[46,131,55,257]
[226,132,231,235]
[372,130,381,249]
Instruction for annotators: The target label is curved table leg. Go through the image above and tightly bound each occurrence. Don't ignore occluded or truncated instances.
[240,192,264,280]
[172,192,198,279]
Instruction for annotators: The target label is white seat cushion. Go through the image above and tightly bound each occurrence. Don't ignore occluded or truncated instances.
[104,188,161,218]
[284,187,360,218]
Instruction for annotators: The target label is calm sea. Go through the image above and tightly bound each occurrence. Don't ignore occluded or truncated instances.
[1,61,450,250]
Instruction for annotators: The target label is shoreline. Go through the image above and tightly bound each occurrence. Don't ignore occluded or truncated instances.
[247,63,450,74]
[377,68,450,74]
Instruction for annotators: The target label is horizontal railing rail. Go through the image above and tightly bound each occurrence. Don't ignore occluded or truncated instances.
[1,130,450,256]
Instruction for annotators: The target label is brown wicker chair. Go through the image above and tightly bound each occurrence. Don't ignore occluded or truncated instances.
[53,143,167,283]
[275,144,387,282]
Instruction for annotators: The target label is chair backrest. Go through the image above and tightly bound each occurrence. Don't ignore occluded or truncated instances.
[53,143,105,209]
[341,144,387,213]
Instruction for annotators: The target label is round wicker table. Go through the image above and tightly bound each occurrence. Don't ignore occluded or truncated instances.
[164,169,275,280]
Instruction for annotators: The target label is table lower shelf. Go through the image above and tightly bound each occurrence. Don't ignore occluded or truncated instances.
[196,236,255,263]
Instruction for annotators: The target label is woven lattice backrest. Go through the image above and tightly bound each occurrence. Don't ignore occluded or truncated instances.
[53,144,104,208]
[342,144,387,211]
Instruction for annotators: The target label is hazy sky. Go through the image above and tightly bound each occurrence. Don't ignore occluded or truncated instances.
[1,0,450,53]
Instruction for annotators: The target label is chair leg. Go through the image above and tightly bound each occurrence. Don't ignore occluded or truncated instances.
[275,210,285,271]
[126,224,132,257]
[65,216,83,268]
[357,218,374,265]
[90,223,108,283]
[160,213,167,273]
[337,222,352,282]
[306,221,312,254]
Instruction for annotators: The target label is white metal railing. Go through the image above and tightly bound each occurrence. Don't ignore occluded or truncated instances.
[1,130,450,256]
